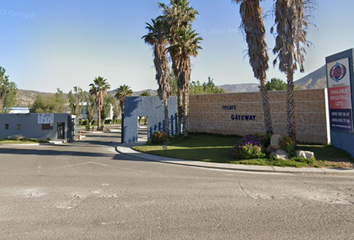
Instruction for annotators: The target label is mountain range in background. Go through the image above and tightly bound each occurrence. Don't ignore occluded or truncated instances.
[16,65,327,106]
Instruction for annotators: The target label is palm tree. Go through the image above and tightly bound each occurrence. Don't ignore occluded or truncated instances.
[115,84,133,115]
[139,91,151,97]
[89,76,110,131]
[168,27,202,136]
[272,0,309,140]
[232,0,273,135]
[159,0,201,136]
[142,17,171,134]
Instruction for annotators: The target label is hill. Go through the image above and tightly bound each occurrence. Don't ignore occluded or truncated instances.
[294,65,326,89]
[16,66,327,106]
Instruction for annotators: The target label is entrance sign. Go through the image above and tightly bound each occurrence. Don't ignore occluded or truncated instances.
[326,48,354,158]
[327,58,353,133]
[38,113,54,124]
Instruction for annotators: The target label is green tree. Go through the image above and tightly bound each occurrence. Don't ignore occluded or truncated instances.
[68,86,84,117]
[266,78,287,91]
[190,77,225,95]
[142,17,171,134]
[159,0,202,136]
[101,94,114,122]
[89,76,110,131]
[232,0,273,135]
[114,85,133,115]
[30,89,66,113]
[272,0,311,140]
[140,91,151,97]
[84,91,96,128]
[0,67,17,113]
[112,97,120,123]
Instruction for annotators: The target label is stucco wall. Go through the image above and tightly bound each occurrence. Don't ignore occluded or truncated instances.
[123,96,177,143]
[189,89,328,144]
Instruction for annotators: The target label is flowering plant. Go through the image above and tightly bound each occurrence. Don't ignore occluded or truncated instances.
[231,134,266,160]
[279,135,296,153]
[151,131,168,144]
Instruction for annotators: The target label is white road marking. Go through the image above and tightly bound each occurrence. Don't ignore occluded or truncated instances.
[53,161,110,170]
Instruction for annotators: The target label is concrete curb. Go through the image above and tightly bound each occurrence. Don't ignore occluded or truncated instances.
[115,144,354,175]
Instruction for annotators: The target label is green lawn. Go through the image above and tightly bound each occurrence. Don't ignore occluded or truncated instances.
[0,138,49,144]
[132,133,354,168]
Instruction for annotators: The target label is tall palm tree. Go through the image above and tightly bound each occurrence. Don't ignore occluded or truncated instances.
[168,27,202,136]
[159,0,201,136]
[142,17,171,134]
[115,84,133,115]
[89,76,110,131]
[272,0,308,140]
[232,0,273,135]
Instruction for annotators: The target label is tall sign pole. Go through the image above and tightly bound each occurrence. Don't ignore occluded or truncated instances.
[326,48,354,157]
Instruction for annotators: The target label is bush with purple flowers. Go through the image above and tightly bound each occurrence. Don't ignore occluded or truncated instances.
[231,134,266,160]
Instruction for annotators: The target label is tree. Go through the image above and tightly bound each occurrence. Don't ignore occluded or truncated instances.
[114,84,133,115]
[232,0,273,135]
[169,27,202,136]
[112,97,120,123]
[142,17,171,134]
[272,0,310,140]
[0,67,17,113]
[159,0,202,136]
[190,77,225,95]
[68,86,84,117]
[101,94,114,122]
[140,91,151,97]
[30,89,66,113]
[266,78,287,91]
[89,76,110,131]
[84,91,96,128]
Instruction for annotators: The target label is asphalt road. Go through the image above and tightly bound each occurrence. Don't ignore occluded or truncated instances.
[0,131,353,240]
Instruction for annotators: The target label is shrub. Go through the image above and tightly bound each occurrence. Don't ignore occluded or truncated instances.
[231,134,266,160]
[260,133,271,148]
[151,131,168,144]
[279,135,296,153]
[104,119,112,124]
[80,120,88,126]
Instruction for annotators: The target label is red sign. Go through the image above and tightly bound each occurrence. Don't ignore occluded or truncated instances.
[329,85,352,109]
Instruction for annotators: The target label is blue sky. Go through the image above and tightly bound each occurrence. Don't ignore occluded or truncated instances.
[1,0,353,93]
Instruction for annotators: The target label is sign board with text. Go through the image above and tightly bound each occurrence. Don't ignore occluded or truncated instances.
[327,57,353,133]
[38,113,54,124]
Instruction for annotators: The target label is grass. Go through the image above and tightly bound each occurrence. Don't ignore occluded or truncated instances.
[132,133,354,168]
[0,138,49,144]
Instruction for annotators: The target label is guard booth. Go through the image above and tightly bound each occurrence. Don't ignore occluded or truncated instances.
[0,113,76,142]
[122,96,177,143]
[326,48,354,157]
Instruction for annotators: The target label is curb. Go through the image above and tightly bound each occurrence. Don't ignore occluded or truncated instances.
[115,145,354,175]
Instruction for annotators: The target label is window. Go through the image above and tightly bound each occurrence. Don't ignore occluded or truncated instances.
[41,124,52,130]
[5,123,9,130]
[16,124,21,130]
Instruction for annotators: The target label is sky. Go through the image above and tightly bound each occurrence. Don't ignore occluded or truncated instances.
[1,0,354,93]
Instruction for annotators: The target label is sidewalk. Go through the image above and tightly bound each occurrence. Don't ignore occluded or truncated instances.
[116,143,354,175]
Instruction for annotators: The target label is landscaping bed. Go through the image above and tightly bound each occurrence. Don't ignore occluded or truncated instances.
[0,138,49,144]
[132,133,354,168]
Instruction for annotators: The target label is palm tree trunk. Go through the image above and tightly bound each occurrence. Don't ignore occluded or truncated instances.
[163,97,170,135]
[259,79,273,134]
[177,88,183,135]
[97,107,101,131]
[182,87,189,137]
[286,71,296,140]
